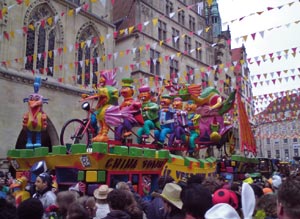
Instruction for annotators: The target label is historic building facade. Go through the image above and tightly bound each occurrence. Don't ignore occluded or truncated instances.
[0,0,252,160]
[255,94,300,160]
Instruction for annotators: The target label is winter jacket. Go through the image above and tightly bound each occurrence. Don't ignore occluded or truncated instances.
[102,210,131,219]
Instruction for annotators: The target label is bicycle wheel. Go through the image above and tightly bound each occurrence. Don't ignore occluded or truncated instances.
[60,119,90,146]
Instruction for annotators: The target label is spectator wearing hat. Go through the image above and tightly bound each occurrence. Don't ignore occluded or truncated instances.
[212,188,239,210]
[277,175,300,219]
[205,203,240,219]
[146,176,174,219]
[94,184,113,219]
[152,183,185,219]
[137,85,160,144]
[271,175,282,193]
[33,172,56,217]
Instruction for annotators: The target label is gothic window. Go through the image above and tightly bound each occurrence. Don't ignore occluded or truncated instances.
[170,59,179,83]
[76,25,101,88]
[172,28,180,49]
[25,4,57,76]
[186,65,194,84]
[150,49,160,76]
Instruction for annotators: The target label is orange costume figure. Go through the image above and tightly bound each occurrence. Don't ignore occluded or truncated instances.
[115,78,143,141]
[23,77,48,148]
[10,176,30,207]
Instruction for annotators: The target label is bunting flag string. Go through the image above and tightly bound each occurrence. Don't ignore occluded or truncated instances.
[221,0,297,26]
[247,45,300,65]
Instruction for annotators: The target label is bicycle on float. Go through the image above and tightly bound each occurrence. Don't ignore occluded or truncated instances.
[60,94,98,150]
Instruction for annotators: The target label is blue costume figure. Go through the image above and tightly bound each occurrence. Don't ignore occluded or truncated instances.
[137,86,160,144]
[168,97,188,146]
[185,100,200,154]
[154,95,175,148]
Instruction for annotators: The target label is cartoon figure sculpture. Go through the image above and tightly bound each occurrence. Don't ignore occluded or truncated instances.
[136,86,160,144]
[168,97,188,147]
[154,95,175,148]
[92,85,136,142]
[115,78,143,142]
[185,100,200,153]
[10,176,30,206]
[23,77,48,148]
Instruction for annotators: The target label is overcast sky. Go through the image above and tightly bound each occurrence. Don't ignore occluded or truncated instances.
[217,0,300,111]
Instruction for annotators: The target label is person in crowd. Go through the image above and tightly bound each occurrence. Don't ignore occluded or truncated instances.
[269,175,282,193]
[67,201,89,219]
[147,176,174,219]
[78,195,97,219]
[17,198,44,219]
[204,203,240,219]
[152,182,185,219]
[0,197,17,219]
[201,176,224,194]
[181,183,213,219]
[123,189,143,219]
[0,171,9,199]
[255,193,277,219]
[212,188,239,210]
[250,183,264,200]
[186,174,204,185]
[104,189,131,219]
[277,175,300,219]
[93,184,113,219]
[33,172,56,217]
[46,190,78,219]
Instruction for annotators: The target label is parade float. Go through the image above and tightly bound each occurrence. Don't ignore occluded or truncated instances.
[6,74,240,196]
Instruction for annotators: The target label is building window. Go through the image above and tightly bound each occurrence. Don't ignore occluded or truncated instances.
[283,138,288,144]
[77,26,100,88]
[186,66,194,84]
[274,139,279,145]
[294,149,299,157]
[284,149,289,159]
[266,138,270,144]
[267,150,271,158]
[293,138,298,143]
[275,150,280,159]
[184,35,191,54]
[25,4,58,76]
[158,20,167,41]
[178,9,185,25]
[195,41,202,60]
[189,15,195,32]
[170,59,179,83]
[172,28,180,50]
[166,0,173,16]
[224,74,232,95]
[67,0,80,5]
[150,49,160,76]
[201,72,208,88]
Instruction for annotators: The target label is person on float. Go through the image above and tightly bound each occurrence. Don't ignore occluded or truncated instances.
[136,85,160,144]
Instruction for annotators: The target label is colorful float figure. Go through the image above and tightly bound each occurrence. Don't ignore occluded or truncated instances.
[23,77,48,148]
[115,78,143,142]
[168,97,188,147]
[154,95,175,148]
[184,100,200,153]
[136,86,160,144]
[91,85,136,142]
[10,176,30,206]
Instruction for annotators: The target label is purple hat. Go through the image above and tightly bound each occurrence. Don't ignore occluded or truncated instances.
[174,97,182,101]
[138,85,150,93]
